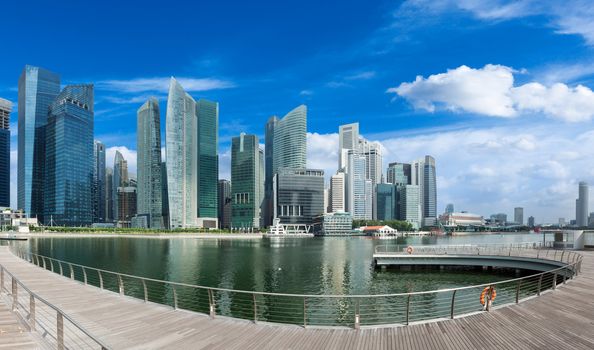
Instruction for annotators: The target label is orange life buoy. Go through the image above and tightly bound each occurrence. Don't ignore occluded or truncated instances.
[480,286,497,305]
[406,246,414,254]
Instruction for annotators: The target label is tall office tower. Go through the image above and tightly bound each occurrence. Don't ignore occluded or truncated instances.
[412,155,437,226]
[105,167,114,222]
[93,141,106,223]
[346,151,372,220]
[113,150,129,222]
[330,172,345,212]
[400,185,421,229]
[386,162,411,185]
[196,99,219,228]
[218,179,232,229]
[528,216,535,228]
[161,162,169,229]
[18,65,60,219]
[273,168,324,226]
[44,85,94,226]
[137,98,163,229]
[359,138,382,219]
[117,186,137,227]
[576,181,589,227]
[231,133,264,229]
[0,98,11,207]
[376,183,398,221]
[445,203,454,214]
[272,105,307,173]
[338,123,359,170]
[514,207,524,225]
[263,116,278,227]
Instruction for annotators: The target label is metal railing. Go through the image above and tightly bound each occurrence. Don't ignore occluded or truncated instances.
[0,264,110,349]
[9,245,582,329]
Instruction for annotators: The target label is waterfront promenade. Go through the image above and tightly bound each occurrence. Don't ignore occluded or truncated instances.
[0,246,593,349]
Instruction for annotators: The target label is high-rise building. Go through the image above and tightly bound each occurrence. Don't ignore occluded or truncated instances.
[376,183,399,221]
[117,186,137,227]
[218,179,231,229]
[386,162,411,185]
[105,167,114,222]
[263,116,278,227]
[445,203,454,214]
[93,141,106,223]
[490,213,507,225]
[576,181,589,227]
[528,216,535,228]
[18,65,61,219]
[137,98,163,229]
[329,172,345,213]
[231,133,264,229]
[0,98,11,207]
[346,151,372,220]
[272,105,307,173]
[43,84,94,226]
[400,185,421,229]
[196,99,219,228]
[273,168,324,226]
[338,123,359,170]
[514,207,524,225]
[161,162,169,229]
[113,150,129,222]
[412,156,437,226]
[359,139,383,187]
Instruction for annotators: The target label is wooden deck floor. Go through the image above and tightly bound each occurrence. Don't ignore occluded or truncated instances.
[0,246,593,350]
[0,297,39,349]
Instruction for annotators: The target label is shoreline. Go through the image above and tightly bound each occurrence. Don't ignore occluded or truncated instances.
[9,232,265,239]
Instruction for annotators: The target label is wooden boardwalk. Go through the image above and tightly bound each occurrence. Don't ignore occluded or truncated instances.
[0,246,593,349]
[0,298,39,349]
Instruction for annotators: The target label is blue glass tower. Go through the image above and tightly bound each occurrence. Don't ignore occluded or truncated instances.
[18,65,61,219]
[0,98,11,207]
[44,84,94,226]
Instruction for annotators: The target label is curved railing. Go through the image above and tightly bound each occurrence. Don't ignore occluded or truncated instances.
[0,264,110,349]
[9,245,582,329]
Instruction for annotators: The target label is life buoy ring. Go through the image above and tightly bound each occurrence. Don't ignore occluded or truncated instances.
[406,246,414,254]
[480,286,497,305]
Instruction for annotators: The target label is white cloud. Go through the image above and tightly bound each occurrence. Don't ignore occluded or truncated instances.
[299,90,313,96]
[306,132,339,180]
[389,64,594,122]
[96,77,235,93]
[345,71,376,80]
[105,146,137,175]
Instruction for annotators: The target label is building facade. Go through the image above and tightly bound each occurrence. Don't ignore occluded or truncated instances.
[0,99,11,207]
[514,207,524,225]
[329,172,345,213]
[137,98,163,228]
[113,150,129,222]
[43,84,94,226]
[313,212,353,236]
[346,151,372,220]
[528,216,535,228]
[376,183,399,221]
[196,99,219,227]
[577,181,589,227]
[263,116,278,227]
[105,167,113,222]
[387,162,411,185]
[231,134,263,229]
[93,140,106,223]
[18,65,61,219]
[338,122,359,170]
[218,179,231,229]
[273,168,324,226]
[117,186,137,227]
[272,105,307,174]
[399,185,420,229]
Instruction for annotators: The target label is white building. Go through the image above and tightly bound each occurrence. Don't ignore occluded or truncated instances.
[346,151,372,220]
[330,172,345,213]
[338,123,359,171]
[439,212,484,227]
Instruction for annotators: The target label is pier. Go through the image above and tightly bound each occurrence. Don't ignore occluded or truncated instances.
[0,245,592,349]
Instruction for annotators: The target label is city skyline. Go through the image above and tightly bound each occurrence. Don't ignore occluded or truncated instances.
[3,1,594,222]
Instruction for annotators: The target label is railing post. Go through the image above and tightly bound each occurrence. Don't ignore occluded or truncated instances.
[537,274,543,296]
[69,264,74,279]
[560,251,565,263]
[563,269,567,284]
[49,259,54,272]
[553,250,558,261]
[98,271,103,289]
[142,279,148,302]
[11,277,17,311]
[118,274,124,295]
[58,261,63,276]
[303,297,307,327]
[57,311,64,350]
[354,298,360,330]
[450,290,457,319]
[207,289,214,317]
[172,286,178,310]
[537,249,540,259]
[29,295,35,331]
[42,257,47,270]
[252,294,257,323]
[406,294,411,325]
[552,273,557,290]
[515,280,522,303]
[82,267,87,285]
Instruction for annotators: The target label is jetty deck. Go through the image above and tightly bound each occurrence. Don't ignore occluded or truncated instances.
[0,246,593,349]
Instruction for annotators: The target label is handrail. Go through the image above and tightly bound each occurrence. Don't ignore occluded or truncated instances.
[0,263,111,349]
[8,245,583,329]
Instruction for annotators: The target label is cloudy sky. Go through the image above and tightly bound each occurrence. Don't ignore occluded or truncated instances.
[2,0,594,223]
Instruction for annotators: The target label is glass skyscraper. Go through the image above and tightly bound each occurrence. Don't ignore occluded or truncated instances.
[0,98,11,207]
[196,99,219,226]
[137,98,163,228]
[422,155,437,223]
[113,150,128,222]
[43,84,94,226]
[376,183,399,221]
[273,168,324,226]
[218,179,231,229]
[18,65,60,219]
[105,167,114,222]
[263,116,278,227]
[231,133,263,229]
[272,105,307,174]
[93,140,106,223]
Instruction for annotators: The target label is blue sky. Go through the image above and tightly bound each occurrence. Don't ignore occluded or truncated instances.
[3,0,594,222]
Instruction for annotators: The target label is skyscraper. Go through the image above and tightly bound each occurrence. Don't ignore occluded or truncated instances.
[576,181,589,227]
[346,151,372,220]
[514,207,524,225]
[196,99,219,228]
[387,162,411,185]
[528,216,535,228]
[43,84,94,226]
[117,186,137,227]
[18,65,60,219]
[137,98,163,228]
[359,138,382,219]
[273,168,324,226]
[412,155,437,226]
[330,172,345,213]
[93,141,106,223]
[105,167,113,222]
[445,203,454,214]
[231,133,264,229]
[161,162,169,229]
[400,185,421,229]
[272,105,307,173]
[218,179,231,229]
[338,123,359,170]
[263,116,278,227]
[376,183,398,221]
[113,150,129,222]
[0,98,11,207]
